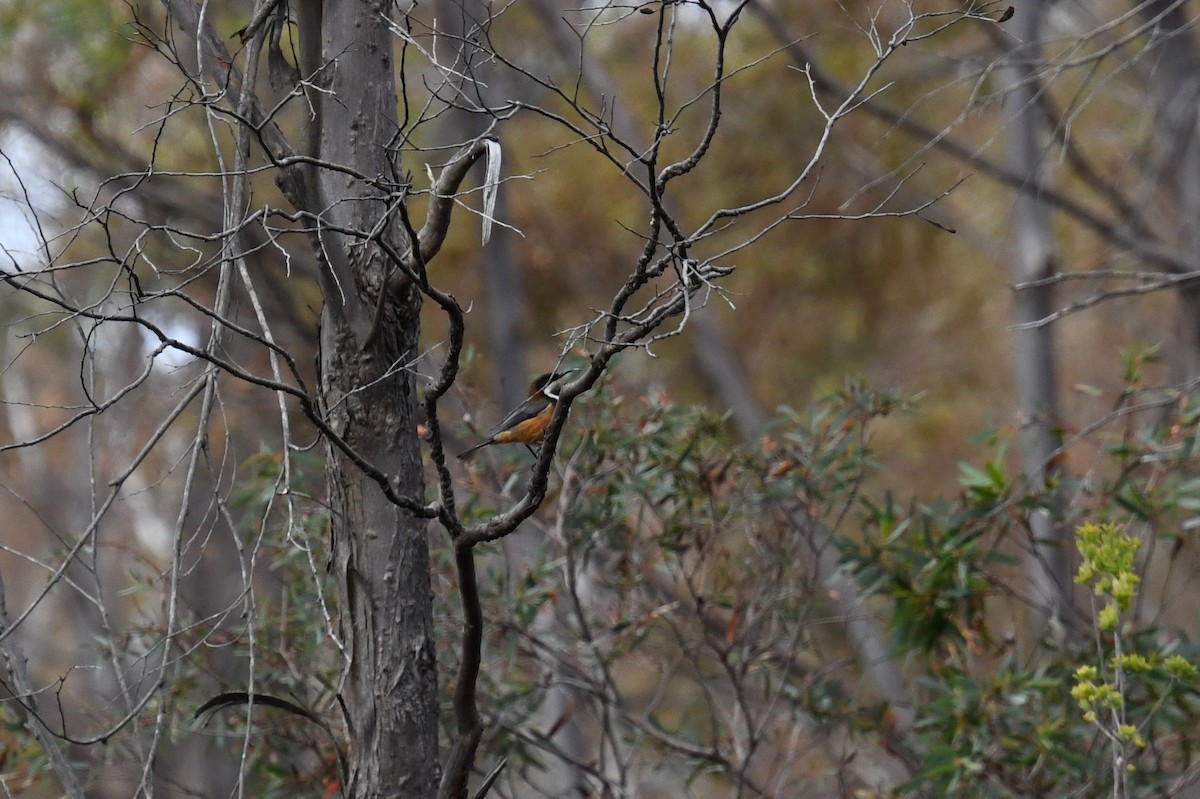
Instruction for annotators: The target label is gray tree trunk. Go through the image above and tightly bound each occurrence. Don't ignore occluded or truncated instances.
[155,0,440,792]
[1138,0,1200,383]
[1002,0,1071,633]
[313,1,439,795]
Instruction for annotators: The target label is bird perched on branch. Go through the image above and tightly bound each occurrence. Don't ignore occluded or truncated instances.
[457,369,578,460]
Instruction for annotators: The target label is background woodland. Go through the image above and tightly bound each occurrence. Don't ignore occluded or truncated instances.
[3,1,1200,797]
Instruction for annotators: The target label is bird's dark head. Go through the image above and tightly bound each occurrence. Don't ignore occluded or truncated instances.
[531,368,579,397]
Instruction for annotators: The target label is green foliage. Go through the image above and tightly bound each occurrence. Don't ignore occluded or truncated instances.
[453,381,907,791]
[825,375,1200,798]
[208,381,1200,796]
[840,434,1021,659]
[912,660,1087,798]
[21,375,1200,796]
[1070,522,1198,797]
[1075,522,1141,616]
[845,493,1004,655]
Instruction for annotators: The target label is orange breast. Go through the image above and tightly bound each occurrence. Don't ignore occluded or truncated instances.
[493,402,555,444]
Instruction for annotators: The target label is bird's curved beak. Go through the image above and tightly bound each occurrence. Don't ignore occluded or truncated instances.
[542,368,580,400]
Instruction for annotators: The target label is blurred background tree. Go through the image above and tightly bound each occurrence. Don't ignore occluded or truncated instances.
[4,1,1200,797]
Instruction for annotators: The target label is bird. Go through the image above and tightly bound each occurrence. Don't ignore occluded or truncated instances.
[457,369,578,460]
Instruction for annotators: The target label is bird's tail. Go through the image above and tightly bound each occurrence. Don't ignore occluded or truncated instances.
[457,440,491,460]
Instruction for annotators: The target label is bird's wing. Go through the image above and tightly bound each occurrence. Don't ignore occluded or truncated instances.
[485,395,553,438]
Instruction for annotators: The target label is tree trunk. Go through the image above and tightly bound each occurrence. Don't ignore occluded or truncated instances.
[315,1,439,795]
[1138,0,1200,383]
[1001,0,1072,634]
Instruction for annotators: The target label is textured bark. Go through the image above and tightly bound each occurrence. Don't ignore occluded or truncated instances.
[313,1,439,795]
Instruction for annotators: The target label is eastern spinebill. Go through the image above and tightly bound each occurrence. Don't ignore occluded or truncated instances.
[457,369,578,460]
